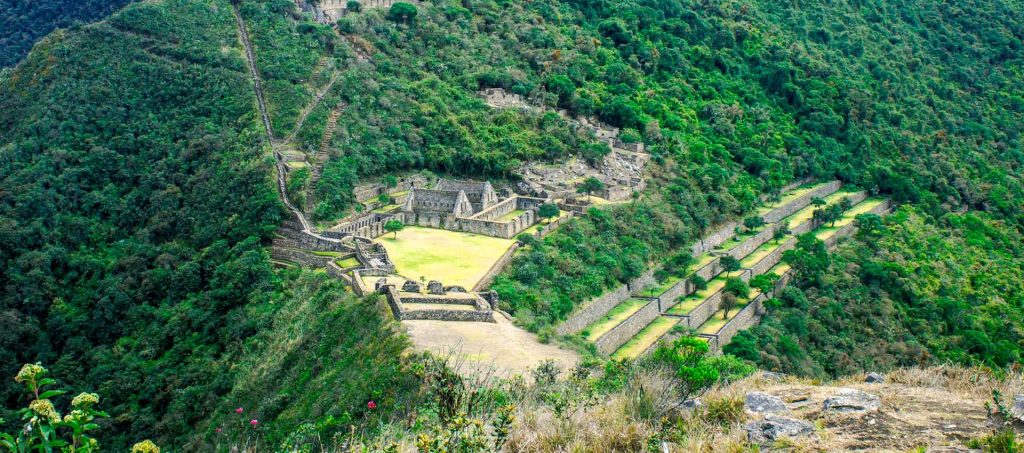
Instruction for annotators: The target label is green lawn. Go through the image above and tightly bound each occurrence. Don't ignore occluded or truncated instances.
[755,182,826,215]
[335,257,360,268]
[372,204,400,213]
[584,298,650,341]
[640,275,683,297]
[696,291,758,334]
[521,210,569,236]
[768,262,791,277]
[496,209,526,222]
[665,277,726,315]
[611,316,679,360]
[378,226,516,289]
[716,230,756,251]
[310,250,346,257]
[740,240,786,268]
[814,197,887,241]
[782,189,859,230]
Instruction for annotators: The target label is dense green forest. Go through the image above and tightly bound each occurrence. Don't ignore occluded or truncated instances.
[1,0,1023,449]
[0,0,135,67]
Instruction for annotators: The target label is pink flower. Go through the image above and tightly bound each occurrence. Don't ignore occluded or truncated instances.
[367,401,377,410]
[215,428,222,434]
[235,407,243,414]
[250,419,259,427]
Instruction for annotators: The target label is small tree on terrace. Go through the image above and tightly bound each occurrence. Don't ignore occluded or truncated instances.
[384,219,404,239]
[537,203,559,223]
[722,277,750,319]
[689,275,708,292]
[773,225,790,244]
[577,176,605,198]
[346,0,362,12]
[743,216,764,231]
[720,255,741,277]
[810,197,826,208]
[382,174,398,188]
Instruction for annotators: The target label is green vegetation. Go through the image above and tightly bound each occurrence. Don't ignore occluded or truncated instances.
[584,298,649,341]
[728,207,1024,376]
[0,0,135,67]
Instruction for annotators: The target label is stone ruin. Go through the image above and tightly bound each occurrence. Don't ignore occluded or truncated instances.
[476,89,649,203]
[312,0,421,22]
[401,178,547,238]
[427,280,445,295]
[401,280,421,293]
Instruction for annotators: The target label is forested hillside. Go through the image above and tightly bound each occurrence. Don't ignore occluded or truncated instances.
[0,0,135,67]
[0,0,1023,449]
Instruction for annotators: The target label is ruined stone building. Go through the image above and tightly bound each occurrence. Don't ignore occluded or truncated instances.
[401,179,545,238]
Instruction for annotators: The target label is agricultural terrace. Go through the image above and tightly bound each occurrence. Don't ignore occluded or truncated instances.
[378,226,516,289]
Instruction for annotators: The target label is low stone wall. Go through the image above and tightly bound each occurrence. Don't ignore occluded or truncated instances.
[594,297,660,355]
[382,285,495,322]
[473,243,522,291]
[727,225,778,260]
[690,222,739,256]
[761,180,842,224]
[683,290,722,330]
[279,227,350,252]
[628,269,657,296]
[470,196,518,221]
[556,285,631,335]
[708,292,766,351]
[748,239,796,276]
[534,213,573,238]
[271,248,331,268]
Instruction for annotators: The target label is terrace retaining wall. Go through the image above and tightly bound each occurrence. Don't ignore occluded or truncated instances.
[691,222,738,256]
[726,225,779,260]
[473,243,522,291]
[761,180,842,223]
[594,297,660,355]
[747,239,796,277]
[556,285,631,335]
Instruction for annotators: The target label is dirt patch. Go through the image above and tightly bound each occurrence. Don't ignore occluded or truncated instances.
[402,314,578,378]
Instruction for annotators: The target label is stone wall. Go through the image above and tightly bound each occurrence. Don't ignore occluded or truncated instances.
[709,292,766,351]
[279,226,351,252]
[726,225,778,260]
[556,285,631,335]
[747,239,796,276]
[271,248,331,268]
[594,297,660,355]
[533,213,573,238]
[823,199,892,247]
[470,196,518,221]
[690,222,739,256]
[628,268,657,296]
[473,243,522,291]
[382,286,496,322]
[761,180,842,223]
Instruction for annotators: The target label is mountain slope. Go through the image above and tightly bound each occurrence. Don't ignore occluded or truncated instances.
[0,0,136,67]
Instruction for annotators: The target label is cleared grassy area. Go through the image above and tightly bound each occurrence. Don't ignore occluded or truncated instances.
[692,252,717,270]
[814,197,887,241]
[378,226,516,289]
[756,182,826,215]
[666,277,727,315]
[496,209,526,222]
[695,291,759,335]
[769,262,791,277]
[335,257,360,268]
[372,204,400,213]
[584,298,651,341]
[611,316,679,360]
[640,275,683,297]
[782,189,859,230]
[520,210,569,236]
[740,239,788,268]
[310,250,347,257]
[716,229,756,251]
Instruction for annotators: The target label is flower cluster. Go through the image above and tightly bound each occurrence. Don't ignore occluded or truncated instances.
[29,399,59,422]
[131,439,161,453]
[72,392,100,408]
[15,363,45,385]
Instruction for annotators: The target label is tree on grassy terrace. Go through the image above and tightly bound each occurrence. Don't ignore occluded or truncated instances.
[690,275,708,293]
[378,193,393,206]
[665,252,694,277]
[383,174,397,188]
[385,219,404,239]
[720,293,739,320]
[773,225,790,244]
[811,197,826,208]
[722,277,749,319]
[743,216,765,231]
[720,255,741,277]
[346,0,361,12]
[537,203,559,223]
[577,176,605,198]
[749,274,779,295]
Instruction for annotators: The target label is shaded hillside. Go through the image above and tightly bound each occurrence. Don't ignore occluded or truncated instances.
[0,0,135,67]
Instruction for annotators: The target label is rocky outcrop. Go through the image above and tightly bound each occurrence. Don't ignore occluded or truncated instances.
[823,388,881,413]
[744,415,815,443]
[865,372,885,383]
[745,392,789,415]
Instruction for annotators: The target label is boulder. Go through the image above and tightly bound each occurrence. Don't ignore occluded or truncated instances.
[760,371,786,381]
[1011,394,1024,422]
[444,285,468,293]
[744,415,815,443]
[745,392,789,415]
[401,280,421,293]
[865,372,885,384]
[427,280,445,295]
[823,388,881,413]
[681,398,702,410]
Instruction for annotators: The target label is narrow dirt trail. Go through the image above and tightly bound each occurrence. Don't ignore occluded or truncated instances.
[232,2,342,243]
